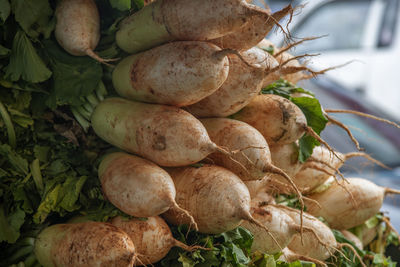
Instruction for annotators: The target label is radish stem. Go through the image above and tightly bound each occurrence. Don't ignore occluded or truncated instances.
[0,100,16,148]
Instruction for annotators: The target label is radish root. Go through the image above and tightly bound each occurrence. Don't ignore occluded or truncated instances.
[326,114,362,151]
[172,239,208,252]
[85,49,118,67]
[242,210,283,252]
[263,164,305,239]
[338,243,367,267]
[172,202,199,231]
[324,109,400,129]
[293,225,333,254]
[384,188,400,195]
[213,49,254,68]
[381,216,400,242]
[302,125,343,163]
[290,254,327,267]
[345,152,390,169]
[275,36,326,58]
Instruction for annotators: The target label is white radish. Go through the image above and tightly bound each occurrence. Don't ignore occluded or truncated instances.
[91,98,229,167]
[162,164,276,237]
[305,178,400,229]
[111,216,201,265]
[186,48,278,117]
[277,205,337,261]
[34,222,136,267]
[99,152,197,229]
[55,0,112,64]
[112,41,229,107]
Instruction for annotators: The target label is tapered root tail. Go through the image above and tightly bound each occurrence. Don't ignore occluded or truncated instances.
[263,163,305,238]
[242,211,283,251]
[172,202,199,231]
[303,161,357,207]
[85,49,118,67]
[293,225,334,256]
[291,254,328,267]
[303,125,344,163]
[275,36,325,58]
[324,109,400,130]
[270,4,294,40]
[384,188,400,195]
[212,143,253,176]
[344,152,390,169]
[326,115,362,151]
[172,239,207,252]
[307,157,347,181]
[133,254,147,267]
[338,243,367,267]
[213,48,257,69]
[381,216,400,242]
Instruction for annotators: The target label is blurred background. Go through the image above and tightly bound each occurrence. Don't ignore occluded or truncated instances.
[256,0,400,239]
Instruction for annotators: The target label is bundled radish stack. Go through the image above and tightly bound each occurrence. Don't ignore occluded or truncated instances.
[1,0,399,266]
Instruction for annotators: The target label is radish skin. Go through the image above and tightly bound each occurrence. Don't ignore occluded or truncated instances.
[186,48,278,117]
[200,118,272,180]
[232,94,307,145]
[341,230,363,250]
[34,222,136,267]
[268,142,303,192]
[305,178,400,229]
[210,5,292,51]
[112,41,229,107]
[199,118,304,207]
[55,0,110,64]
[98,153,196,227]
[91,98,224,167]
[162,165,273,235]
[116,0,269,53]
[111,216,200,265]
[240,206,299,254]
[278,206,337,261]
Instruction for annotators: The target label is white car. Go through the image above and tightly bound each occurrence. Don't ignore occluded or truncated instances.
[267,0,400,120]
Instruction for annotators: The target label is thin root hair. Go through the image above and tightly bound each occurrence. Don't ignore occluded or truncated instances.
[338,243,367,267]
[344,152,390,169]
[244,211,283,251]
[264,164,305,244]
[172,202,199,232]
[275,36,326,58]
[324,109,400,130]
[303,125,344,163]
[326,114,362,151]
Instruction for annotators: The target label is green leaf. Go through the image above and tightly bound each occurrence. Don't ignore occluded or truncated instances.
[0,144,29,175]
[11,0,54,38]
[261,79,314,98]
[0,204,25,243]
[291,97,327,162]
[132,0,144,9]
[178,254,196,267]
[43,40,103,108]
[109,0,131,11]
[8,108,34,128]
[33,145,50,162]
[291,97,327,135]
[5,31,52,83]
[298,135,320,163]
[33,175,88,223]
[0,44,11,56]
[0,0,10,23]
[58,176,88,212]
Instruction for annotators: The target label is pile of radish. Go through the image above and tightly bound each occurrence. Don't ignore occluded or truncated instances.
[29,0,400,266]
